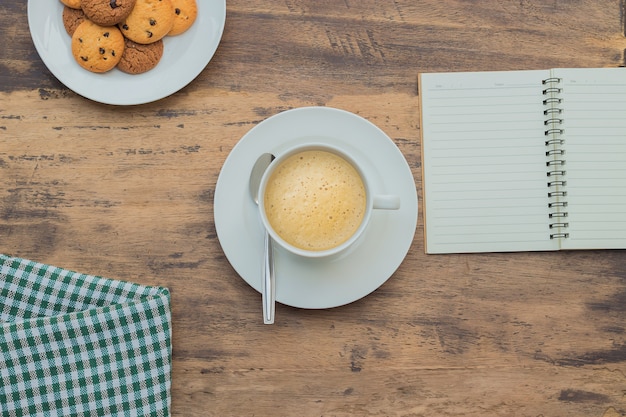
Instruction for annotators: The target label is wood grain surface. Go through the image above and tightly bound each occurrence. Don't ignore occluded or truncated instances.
[2,1,626,416]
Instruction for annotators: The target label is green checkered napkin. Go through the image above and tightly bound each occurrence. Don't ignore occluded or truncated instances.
[0,254,172,417]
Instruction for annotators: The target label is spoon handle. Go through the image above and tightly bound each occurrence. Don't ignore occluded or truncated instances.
[263,230,275,324]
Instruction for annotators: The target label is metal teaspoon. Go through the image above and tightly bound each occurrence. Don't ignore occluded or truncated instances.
[249,153,275,324]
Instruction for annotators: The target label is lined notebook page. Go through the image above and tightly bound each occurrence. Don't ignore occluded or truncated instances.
[556,68,626,249]
[420,70,559,253]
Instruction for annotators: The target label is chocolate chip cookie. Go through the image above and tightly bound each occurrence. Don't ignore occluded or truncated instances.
[80,0,137,26]
[117,38,164,74]
[168,0,197,36]
[71,20,125,73]
[119,0,175,44]
[62,6,87,35]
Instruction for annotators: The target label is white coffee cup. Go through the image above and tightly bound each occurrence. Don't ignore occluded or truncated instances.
[258,143,400,258]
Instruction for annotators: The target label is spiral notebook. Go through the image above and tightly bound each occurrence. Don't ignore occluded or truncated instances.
[419,67,626,254]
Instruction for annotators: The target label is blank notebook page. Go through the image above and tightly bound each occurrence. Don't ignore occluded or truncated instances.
[558,68,626,249]
[420,70,559,253]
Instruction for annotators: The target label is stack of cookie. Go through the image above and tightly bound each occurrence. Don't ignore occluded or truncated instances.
[61,0,197,74]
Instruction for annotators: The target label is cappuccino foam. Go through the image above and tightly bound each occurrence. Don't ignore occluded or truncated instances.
[264,150,366,251]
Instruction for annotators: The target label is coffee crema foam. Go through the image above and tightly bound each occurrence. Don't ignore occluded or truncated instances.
[264,150,366,251]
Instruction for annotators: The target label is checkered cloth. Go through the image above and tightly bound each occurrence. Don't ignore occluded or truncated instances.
[0,254,172,417]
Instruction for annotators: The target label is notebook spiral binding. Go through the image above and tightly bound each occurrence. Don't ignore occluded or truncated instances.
[543,77,569,239]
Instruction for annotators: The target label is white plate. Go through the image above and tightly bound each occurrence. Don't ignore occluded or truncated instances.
[27,0,226,105]
[214,107,418,309]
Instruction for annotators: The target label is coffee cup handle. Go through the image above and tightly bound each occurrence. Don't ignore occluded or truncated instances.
[373,195,401,210]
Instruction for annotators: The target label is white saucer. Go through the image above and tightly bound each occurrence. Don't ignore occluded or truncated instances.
[27,0,226,105]
[214,107,418,309]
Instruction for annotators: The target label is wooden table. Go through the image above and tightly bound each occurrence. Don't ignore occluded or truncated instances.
[2,1,626,416]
